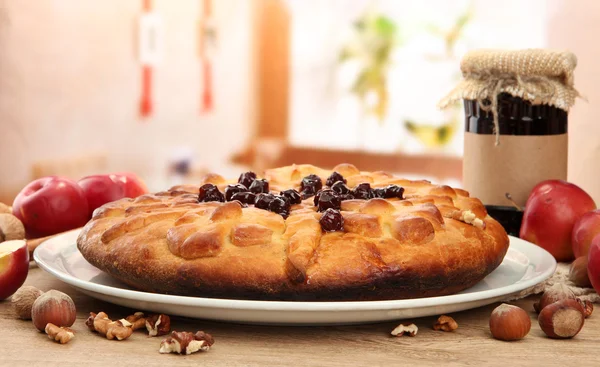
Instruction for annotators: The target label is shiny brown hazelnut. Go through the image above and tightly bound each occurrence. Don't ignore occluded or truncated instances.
[489,303,531,341]
[533,283,576,313]
[538,299,585,339]
[31,290,77,332]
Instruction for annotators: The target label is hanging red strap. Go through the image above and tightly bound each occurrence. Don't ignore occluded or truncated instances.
[140,65,153,117]
[202,61,213,112]
[200,0,213,113]
[139,0,153,118]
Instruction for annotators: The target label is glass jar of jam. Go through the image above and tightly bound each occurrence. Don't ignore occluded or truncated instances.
[465,93,568,136]
[439,49,578,235]
[462,93,568,235]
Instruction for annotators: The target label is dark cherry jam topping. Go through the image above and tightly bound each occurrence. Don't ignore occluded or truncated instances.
[254,193,275,210]
[301,174,323,192]
[319,208,344,232]
[238,171,257,189]
[373,184,405,199]
[331,181,351,195]
[315,189,341,212]
[301,185,317,199]
[280,189,302,205]
[249,178,270,194]
[352,183,373,200]
[338,193,354,201]
[325,171,346,187]
[313,190,322,206]
[230,191,256,205]
[268,195,291,218]
[198,183,225,203]
[209,170,404,220]
[224,184,248,201]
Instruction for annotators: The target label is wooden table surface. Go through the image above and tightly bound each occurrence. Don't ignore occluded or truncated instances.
[1,266,598,367]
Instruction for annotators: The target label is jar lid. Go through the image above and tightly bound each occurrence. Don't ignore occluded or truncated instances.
[438,49,580,145]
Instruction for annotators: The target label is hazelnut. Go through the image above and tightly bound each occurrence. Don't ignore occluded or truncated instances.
[489,303,531,341]
[569,256,592,288]
[538,299,585,339]
[31,290,77,332]
[11,286,44,319]
[533,283,576,313]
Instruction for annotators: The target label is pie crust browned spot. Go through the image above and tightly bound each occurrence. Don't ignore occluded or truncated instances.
[77,164,509,301]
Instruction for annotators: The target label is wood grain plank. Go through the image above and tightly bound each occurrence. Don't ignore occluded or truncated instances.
[0,267,597,366]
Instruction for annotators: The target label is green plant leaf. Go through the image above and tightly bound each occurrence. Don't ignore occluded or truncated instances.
[374,16,396,37]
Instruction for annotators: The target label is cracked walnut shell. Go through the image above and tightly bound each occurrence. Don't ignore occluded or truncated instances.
[159,331,215,355]
[0,213,25,242]
[391,323,418,337]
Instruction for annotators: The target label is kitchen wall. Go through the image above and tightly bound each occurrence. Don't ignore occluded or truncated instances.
[0,0,256,201]
[547,0,600,205]
[1,0,600,205]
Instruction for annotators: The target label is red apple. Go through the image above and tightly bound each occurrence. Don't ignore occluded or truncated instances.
[114,172,148,198]
[78,174,126,217]
[572,209,600,258]
[12,177,89,238]
[587,234,600,293]
[520,180,596,262]
[78,173,148,217]
[0,240,29,300]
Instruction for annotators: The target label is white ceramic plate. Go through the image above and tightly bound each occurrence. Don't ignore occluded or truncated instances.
[34,230,556,325]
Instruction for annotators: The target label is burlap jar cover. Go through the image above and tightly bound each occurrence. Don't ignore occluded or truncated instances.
[439,49,580,207]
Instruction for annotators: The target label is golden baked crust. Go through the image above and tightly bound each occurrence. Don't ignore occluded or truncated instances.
[77,164,509,301]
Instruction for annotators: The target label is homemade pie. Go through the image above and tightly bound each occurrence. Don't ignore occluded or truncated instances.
[77,164,509,301]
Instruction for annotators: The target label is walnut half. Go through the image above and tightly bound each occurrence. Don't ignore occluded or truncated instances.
[45,323,75,344]
[159,331,215,355]
[146,314,171,337]
[391,323,418,337]
[124,312,147,331]
[433,315,458,331]
[86,312,133,341]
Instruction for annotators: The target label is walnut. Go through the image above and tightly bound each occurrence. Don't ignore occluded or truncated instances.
[125,312,147,330]
[146,314,171,337]
[85,312,97,331]
[0,202,11,214]
[578,299,594,318]
[159,331,215,355]
[433,315,458,331]
[45,323,75,344]
[391,323,418,337]
[86,312,133,340]
[0,213,25,242]
[11,286,44,319]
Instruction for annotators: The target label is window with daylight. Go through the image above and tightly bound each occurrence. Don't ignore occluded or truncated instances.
[287,0,548,157]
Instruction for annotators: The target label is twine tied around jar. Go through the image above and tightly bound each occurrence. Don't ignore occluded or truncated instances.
[439,49,580,146]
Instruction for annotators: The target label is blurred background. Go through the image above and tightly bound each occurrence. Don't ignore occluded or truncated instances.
[1,0,599,203]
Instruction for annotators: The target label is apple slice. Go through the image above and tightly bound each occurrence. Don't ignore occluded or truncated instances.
[0,240,29,300]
